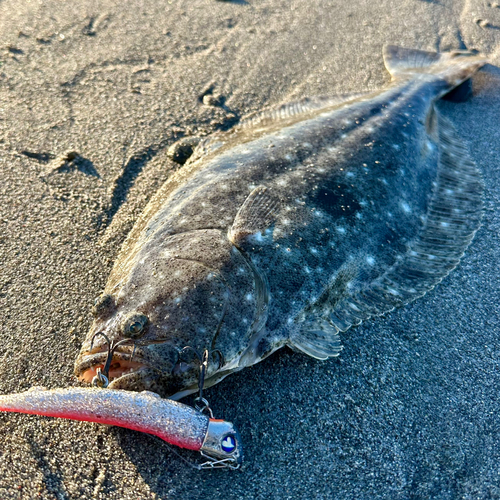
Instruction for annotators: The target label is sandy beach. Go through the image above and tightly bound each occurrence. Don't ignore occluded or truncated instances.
[1,0,499,498]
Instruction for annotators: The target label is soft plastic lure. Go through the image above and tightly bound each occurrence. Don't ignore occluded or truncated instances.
[0,387,242,469]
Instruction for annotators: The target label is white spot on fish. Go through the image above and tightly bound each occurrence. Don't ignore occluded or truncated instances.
[401,202,411,214]
[336,227,346,234]
[245,293,254,301]
[366,256,375,265]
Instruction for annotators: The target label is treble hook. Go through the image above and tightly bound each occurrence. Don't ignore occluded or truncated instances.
[90,332,136,388]
[178,346,224,370]
[177,346,224,416]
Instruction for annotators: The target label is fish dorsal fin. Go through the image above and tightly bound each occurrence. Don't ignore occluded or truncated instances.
[188,94,369,165]
[239,94,367,130]
[319,112,483,333]
[288,318,342,360]
[228,186,279,247]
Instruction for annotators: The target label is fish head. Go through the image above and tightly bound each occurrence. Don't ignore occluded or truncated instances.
[75,230,266,398]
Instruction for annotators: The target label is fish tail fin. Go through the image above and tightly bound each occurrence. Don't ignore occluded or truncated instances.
[383,45,486,99]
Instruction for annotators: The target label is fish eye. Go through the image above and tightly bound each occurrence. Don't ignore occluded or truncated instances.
[122,313,148,338]
[92,294,115,319]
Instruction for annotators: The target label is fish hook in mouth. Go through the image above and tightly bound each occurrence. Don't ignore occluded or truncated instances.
[89,332,138,388]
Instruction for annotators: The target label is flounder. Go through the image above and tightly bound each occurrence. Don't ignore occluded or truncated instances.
[75,46,486,399]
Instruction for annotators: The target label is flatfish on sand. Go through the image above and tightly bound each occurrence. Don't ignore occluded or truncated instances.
[75,46,486,399]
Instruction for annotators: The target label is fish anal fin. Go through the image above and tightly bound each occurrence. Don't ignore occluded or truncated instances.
[319,110,483,334]
[288,318,342,360]
[228,186,279,247]
[425,105,439,139]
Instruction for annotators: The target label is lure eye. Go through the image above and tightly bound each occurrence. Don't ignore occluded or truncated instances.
[122,313,148,338]
[92,294,115,319]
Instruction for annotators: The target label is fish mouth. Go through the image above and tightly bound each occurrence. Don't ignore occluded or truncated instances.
[75,349,148,385]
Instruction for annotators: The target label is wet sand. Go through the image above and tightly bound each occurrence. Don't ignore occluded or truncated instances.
[1,0,499,498]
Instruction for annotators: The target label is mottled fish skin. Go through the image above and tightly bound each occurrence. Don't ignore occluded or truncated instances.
[75,46,486,399]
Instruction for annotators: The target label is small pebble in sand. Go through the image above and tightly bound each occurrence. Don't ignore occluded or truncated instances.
[167,137,201,164]
[45,151,81,174]
[475,18,491,28]
[202,94,222,106]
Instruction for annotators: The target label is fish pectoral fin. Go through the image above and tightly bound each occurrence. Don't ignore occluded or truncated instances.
[288,318,342,360]
[228,186,279,247]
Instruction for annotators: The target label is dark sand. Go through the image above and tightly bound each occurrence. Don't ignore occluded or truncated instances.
[1,1,500,498]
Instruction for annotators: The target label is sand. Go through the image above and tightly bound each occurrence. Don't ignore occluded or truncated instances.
[0,0,499,498]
